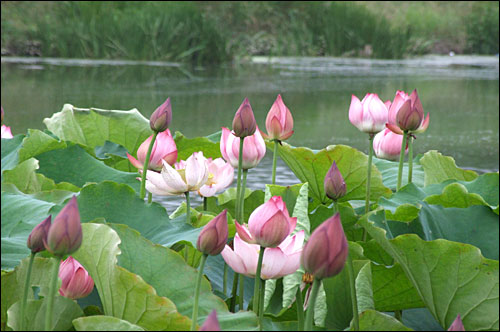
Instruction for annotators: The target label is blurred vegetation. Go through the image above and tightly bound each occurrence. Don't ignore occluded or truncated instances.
[1,1,498,64]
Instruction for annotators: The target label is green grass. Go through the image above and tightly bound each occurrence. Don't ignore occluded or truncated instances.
[1,1,498,64]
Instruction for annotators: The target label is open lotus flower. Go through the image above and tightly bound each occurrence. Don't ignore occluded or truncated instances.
[145,151,208,196]
[220,127,266,170]
[199,157,234,197]
[221,230,304,279]
[235,196,297,248]
[59,256,94,300]
[386,89,429,134]
[373,128,408,161]
[1,125,13,139]
[261,94,294,141]
[348,93,388,134]
[127,129,177,171]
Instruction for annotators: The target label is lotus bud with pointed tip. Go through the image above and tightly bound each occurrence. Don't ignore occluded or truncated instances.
[232,98,256,138]
[447,314,465,331]
[200,310,221,331]
[324,161,346,201]
[27,216,52,253]
[44,196,82,257]
[127,129,177,171]
[301,213,348,279]
[387,89,429,133]
[150,97,172,132]
[373,128,408,161]
[197,210,229,255]
[262,94,294,141]
[348,93,388,134]
[58,256,94,300]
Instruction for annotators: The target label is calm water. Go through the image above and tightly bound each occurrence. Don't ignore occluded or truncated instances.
[1,55,498,210]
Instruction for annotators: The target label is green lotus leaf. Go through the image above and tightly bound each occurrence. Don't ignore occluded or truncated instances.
[18,129,67,163]
[372,155,425,191]
[274,142,391,204]
[72,223,192,330]
[359,212,499,330]
[174,131,222,161]
[43,104,152,155]
[72,316,145,331]
[355,310,413,331]
[1,135,25,174]
[419,150,478,186]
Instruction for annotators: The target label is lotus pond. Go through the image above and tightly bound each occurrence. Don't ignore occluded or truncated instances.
[0,56,498,331]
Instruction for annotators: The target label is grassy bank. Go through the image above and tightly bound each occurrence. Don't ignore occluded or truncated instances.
[1,1,498,64]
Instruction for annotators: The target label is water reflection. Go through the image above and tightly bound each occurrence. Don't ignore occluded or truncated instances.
[1,55,498,174]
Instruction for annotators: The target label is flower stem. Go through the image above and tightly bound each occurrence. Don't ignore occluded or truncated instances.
[190,254,208,331]
[44,257,61,331]
[148,192,152,204]
[140,131,158,199]
[395,310,403,322]
[223,263,228,295]
[397,131,408,191]
[240,170,248,223]
[21,252,36,331]
[304,277,321,331]
[271,139,278,185]
[235,137,245,223]
[346,253,359,331]
[184,191,191,262]
[407,135,413,185]
[258,278,266,330]
[296,286,305,331]
[239,274,245,310]
[230,272,239,312]
[203,197,208,211]
[362,134,374,242]
[253,246,265,316]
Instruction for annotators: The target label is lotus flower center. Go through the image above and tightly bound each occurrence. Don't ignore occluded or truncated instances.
[206,172,216,186]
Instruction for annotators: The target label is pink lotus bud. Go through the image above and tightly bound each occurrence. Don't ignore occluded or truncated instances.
[199,310,220,331]
[301,213,348,279]
[262,94,294,141]
[324,161,346,201]
[232,98,256,138]
[127,129,178,171]
[44,196,82,257]
[388,89,429,133]
[197,210,229,255]
[448,314,465,331]
[373,128,408,161]
[348,93,388,134]
[150,97,172,132]
[27,216,52,253]
[58,256,94,300]
[237,196,297,248]
[220,127,266,170]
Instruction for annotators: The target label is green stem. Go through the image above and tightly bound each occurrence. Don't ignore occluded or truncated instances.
[239,274,245,310]
[240,170,248,223]
[223,263,228,295]
[203,197,208,211]
[253,246,265,315]
[394,310,403,322]
[235,137,245,223]
[407,135,413,184]
[397,131,408,191]
[271,139,278,185]
[21,252,36,331]
[190,254,208,331]
[296,287,305,331]
[362,134,374,242]
[346,253,360,331]
[44,257,61,331]
[140,131,159,199]
[230,272,239,312]
[258,278,266,330]
[148,192,152,204]
[333,200,339,214]
[184,192,191,261]
[304,278,321,331]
